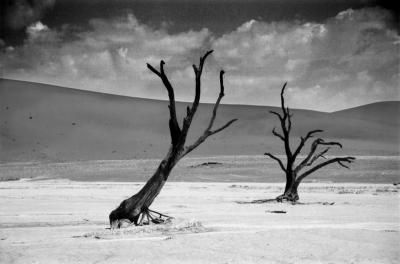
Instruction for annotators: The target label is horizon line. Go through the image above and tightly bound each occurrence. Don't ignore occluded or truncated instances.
[1,77,398,114]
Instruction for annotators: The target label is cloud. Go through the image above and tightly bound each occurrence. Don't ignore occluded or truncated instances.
[1,0,55,31]
[212,7,399,110]
[1,7,398,111]
[26,21,49,39]
[1,14,212,99]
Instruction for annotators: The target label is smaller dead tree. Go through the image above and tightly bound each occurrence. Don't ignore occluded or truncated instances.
[265,83,355,202]
[109,51,237,228]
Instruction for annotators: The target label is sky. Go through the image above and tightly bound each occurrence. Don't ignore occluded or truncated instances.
[0,0,399,112]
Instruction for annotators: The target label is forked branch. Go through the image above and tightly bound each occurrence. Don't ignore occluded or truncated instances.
[148,50,237,158]
[182,70,237,157]
[295,138,343,173]
[292,129,323,159]
[180,51,214,137]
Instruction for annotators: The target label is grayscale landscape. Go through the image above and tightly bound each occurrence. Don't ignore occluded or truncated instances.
[1,0,399,263]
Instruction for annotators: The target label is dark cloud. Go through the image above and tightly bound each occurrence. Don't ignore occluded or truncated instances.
[2,0,396,46]
[0,0,55,45]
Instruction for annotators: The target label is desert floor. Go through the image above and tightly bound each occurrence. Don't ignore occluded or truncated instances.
[0,180,399,264]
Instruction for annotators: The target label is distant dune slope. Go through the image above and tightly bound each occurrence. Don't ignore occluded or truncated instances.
[333,101,400,125]
[1,79,399,162]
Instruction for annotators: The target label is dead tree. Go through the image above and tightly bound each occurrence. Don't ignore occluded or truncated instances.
[109,51,237,228]
[265,83,355,202]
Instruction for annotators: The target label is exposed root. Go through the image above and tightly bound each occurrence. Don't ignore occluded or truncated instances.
[111,208,173,229]
[235,193,299,204]
[146,209,173,225]
[276,193,299,203]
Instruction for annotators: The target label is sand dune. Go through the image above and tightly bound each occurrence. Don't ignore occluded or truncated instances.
[1,78,399,162]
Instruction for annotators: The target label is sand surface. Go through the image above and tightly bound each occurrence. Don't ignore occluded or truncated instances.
[1,156,399,183]
[1,79,399,163]
[0,180,399,263]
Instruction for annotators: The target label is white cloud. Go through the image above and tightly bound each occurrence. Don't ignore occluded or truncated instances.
[212,7,399,110]
[27,21,48,33]
[1,15,212,99]
[1,8,399,111]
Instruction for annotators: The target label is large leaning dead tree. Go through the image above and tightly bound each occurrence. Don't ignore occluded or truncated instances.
[265,83,355,202]
[109,51,237,228]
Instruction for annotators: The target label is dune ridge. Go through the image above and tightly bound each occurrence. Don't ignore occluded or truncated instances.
[1,78,399,162]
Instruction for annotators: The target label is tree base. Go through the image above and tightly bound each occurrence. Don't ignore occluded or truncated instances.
[276,192,299,203]
[110,208,173,229]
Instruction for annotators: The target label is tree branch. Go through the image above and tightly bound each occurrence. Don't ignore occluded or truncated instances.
[270,110,283,121]
[287,108,292,133]
[306,147,329,166]
[264,153,286,172]
[181,50,214,136]
[205,70,225,132]
[294,138,343,173]
[278,83,293,159]
[280,82,288,117]
[292,129,323,160]
[181,67,237,157]
[147,61,181,145]
[210,119,238,135]
[338,161,351,169]
[296,156,355,183]
[272,127,285,141]
[191,50,213,113]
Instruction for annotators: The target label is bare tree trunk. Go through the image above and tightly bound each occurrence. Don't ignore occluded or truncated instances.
[278,171,299,202]
[283,169,294,192]
[109,51,237,228]
[109,149,179,227]
[282,184,299,202]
